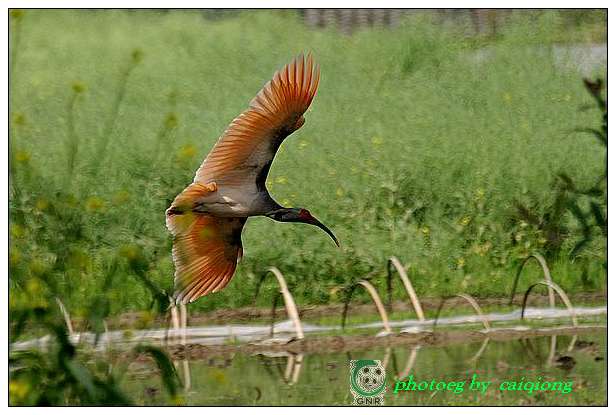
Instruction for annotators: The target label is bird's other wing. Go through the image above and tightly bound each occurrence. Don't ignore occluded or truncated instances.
[166,211,246,304]
[194,53,320,189]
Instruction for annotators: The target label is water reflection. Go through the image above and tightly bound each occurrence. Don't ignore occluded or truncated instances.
[143,331,606,405]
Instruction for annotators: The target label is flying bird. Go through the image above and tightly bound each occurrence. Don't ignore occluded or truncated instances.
[166,54,338,305]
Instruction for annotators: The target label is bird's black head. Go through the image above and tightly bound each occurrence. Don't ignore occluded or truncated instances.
[266,207,339,247]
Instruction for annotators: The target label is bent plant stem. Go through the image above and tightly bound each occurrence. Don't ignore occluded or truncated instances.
[433,293,491,331]
[258,267,304,340]
[55,297,75,337]
[386,256,425,320]
[520,280,578,327]
[341,279,392,334]
[509,253,556,308]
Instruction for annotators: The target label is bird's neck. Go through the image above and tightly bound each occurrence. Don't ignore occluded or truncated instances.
[257,192,283,216]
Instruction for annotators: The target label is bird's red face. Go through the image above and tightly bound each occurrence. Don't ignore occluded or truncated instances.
[296,208,339,247]
[298,208,313,221]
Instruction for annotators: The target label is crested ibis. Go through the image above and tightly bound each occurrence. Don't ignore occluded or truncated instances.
[166,54,339,306]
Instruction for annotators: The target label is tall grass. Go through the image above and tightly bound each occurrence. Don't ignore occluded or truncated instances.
[9,9,606,320]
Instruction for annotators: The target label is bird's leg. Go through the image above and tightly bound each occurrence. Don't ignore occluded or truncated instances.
[180,302,187,347]
[168,299,180,345]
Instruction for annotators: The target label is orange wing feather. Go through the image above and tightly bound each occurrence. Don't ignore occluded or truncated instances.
[167,211,245,304]
[194,53,320,186]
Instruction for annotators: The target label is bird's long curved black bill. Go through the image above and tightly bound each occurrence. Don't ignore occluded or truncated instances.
[309,217,340,247]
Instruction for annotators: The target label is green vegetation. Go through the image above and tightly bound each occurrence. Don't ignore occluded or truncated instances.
[10,9,606,319]
[9,302,182,405]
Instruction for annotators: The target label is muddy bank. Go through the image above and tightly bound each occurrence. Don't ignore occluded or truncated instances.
[161,325,606,361]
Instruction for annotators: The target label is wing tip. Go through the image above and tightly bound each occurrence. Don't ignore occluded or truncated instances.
[249,53,320,115]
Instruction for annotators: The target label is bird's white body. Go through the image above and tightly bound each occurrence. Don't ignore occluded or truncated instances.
[195,183,273,217]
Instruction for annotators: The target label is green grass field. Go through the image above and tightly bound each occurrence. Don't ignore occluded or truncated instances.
[9,9,606,319]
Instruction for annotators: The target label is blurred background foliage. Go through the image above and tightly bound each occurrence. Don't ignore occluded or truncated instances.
[9,9,606,324]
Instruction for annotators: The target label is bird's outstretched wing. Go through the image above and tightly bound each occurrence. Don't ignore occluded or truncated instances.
[194,54,320,189]
[166,209,246,304]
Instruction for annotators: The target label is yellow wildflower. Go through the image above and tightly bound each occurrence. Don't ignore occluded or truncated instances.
[211,369,228,385]
[119,244,140,260]
[15,150,30,163]
[113,190,131,205]
[177,144,197,160]
[25,277,41,294]
[10,250,21,267]
[10,10,24,20]
[29,259,48,276]
[10,224,24,238]
[85,196,104,212]
[9,380,29,401]
[35,198,49,211]
[457,257,465,268]
[12,112,26,126]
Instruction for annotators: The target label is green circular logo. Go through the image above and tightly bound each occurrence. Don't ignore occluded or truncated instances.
[350,360,386,397]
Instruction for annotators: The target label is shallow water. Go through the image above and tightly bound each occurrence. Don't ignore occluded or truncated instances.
[123,331,606,405]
